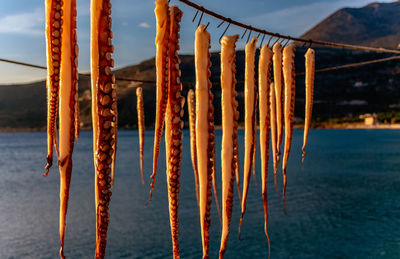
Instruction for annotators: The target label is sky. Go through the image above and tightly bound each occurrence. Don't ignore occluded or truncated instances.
[0,0,395,84]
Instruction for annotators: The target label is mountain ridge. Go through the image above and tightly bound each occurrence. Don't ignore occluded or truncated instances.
[302,1,400,49]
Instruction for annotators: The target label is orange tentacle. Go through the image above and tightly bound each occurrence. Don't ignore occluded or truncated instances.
[282,44,296,211]
[259,44,273,258]
[91,0,117,258]
[302,48,315,165]
[195,24,214,259]
[239,37,258,238]
[270,83,279,194]
[136,87,145,185]
[165,6,183,258]
[273,42,283,163]
[219,34,239,259]
[150,0,170,200]
[57,0,79,258]
[44,0,63,176]
[252,107,258,187]
[187,89,200,208]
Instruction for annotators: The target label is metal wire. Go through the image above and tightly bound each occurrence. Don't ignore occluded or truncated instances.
[176,0,400,54]
[3,54,398,85]
[296,55,400,76]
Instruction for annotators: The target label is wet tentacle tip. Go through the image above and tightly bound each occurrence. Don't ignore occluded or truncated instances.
[282,182,287,215]
[265,230,271,259]
[238,213,244,240]
[44,157,53,176]
[219,249,225,259]
[59,247,65,259]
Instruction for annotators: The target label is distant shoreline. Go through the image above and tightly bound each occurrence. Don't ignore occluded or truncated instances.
[1,123,400,133]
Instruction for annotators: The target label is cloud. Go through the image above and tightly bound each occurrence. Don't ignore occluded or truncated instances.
[0,8,43,36]
[138,22,151,29]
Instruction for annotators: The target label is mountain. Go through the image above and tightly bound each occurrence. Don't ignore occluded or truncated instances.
[2,1,400,130]
[302,1,400,49]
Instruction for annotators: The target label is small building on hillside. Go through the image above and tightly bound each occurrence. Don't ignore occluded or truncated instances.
[359,113,378,126]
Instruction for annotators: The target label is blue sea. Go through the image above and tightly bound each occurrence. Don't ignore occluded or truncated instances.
[0,129,399,258]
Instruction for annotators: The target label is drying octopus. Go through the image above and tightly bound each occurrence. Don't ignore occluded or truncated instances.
[195,24,217,258]
[165,6,184,258]
[150,0,170,200]
[252,115,258,187]
[282,44,296,209]
[258,44,273,257]
[219,34,239,258]
[269,83,278,192]
[273,42,283,164]
[44,0,80,258]
[136,87,145,185]
[187,89,200,207]
[91,0,117,258]
[239,36,258,237]
[302,48,315,164]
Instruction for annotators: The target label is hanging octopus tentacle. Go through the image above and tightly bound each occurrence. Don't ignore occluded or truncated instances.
[218,34,239,259]
[91,0,117,258]
[74,42,80,140]
[164,6,183,258]
[273,42,283,163]
[269,83,279,194]
[282,44,296,211]
[195,24,215,259]
[209,76,222,225]
[302,48,315,165]
[187,89,200,208]
[111,83,118,187]
[51,0,79,258]
[150,0,170,200]
[136,87,145,185]
[252,92,258,187]
[44,0,63,176]
[234,129,241,203]
[239,37,258,239]
[259,44,273,258]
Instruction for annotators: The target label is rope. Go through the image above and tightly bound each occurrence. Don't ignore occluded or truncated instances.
[176,0,400,54]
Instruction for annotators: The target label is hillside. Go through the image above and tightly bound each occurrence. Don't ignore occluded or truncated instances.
[1,46,400,130]
[302,1,400,49]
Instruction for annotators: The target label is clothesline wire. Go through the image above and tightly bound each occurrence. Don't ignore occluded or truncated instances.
[175,0,400,55]
[296,55,400,76]
[1,54,399,85]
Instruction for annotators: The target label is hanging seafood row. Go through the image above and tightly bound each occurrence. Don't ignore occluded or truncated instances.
[42,0,316,257]
[44,0,80,258]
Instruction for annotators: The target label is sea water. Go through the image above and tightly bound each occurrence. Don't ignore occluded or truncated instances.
[0,129,399,258]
